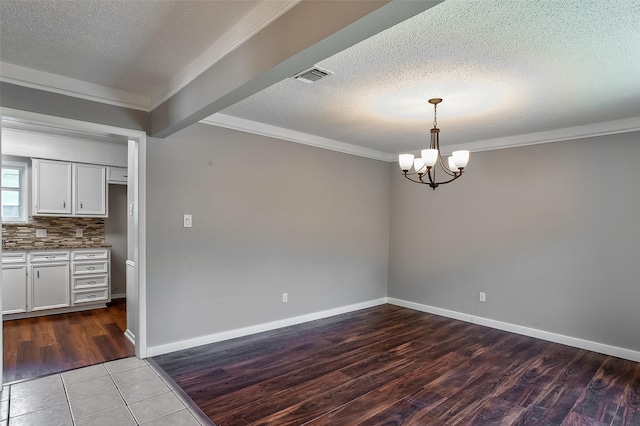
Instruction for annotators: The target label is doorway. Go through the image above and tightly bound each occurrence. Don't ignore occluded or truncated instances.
[0,108,147,385]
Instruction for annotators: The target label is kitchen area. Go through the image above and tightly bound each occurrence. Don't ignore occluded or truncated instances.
[1,122,132,381]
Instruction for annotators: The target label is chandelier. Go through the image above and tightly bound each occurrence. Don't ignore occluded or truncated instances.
[398,98,469,190]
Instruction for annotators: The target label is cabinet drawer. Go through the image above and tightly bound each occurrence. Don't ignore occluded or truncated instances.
[72,250,109,261]
[2,252,27,264]
[30,252,70,263]
[72,262,108,275]
[73,275,109,290]
[73,288,109,304]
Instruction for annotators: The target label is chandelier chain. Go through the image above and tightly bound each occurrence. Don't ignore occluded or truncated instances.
[433,103,438,128]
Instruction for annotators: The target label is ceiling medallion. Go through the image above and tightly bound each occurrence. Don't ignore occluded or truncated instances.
[398,98,469,190]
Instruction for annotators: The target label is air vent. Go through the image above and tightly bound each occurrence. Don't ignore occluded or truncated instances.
[294,67,332,84]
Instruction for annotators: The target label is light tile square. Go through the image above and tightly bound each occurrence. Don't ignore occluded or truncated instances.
[128,392,185,424]
[111,365,157,388]
[0,399,8,421]
[103,357,147,374]
[74,405,136,426]
[64,375,116,401]
[7,402,71,426]
[140,409,201,426]
[61,364,108,385]
[118,376,170,404]
[1,386,9,402]
[69,389,125,420]
[10,374,63,399]
[9,386,67,417]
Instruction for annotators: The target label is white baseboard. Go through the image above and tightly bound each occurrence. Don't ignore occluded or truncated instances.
[124,329,135,345]
[387,297,640,363]
[111,293,126,299]
[147,298,387,357]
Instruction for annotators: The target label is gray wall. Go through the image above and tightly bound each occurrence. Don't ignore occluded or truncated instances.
[146,123,391,347]
[105,184,127,297]
[388,132,640,352]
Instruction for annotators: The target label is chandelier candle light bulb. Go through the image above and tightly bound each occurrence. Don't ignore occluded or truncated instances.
[398,98,470,190]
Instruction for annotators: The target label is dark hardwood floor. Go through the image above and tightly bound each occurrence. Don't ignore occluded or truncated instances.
[153,304,640,426]
[3,299,135,383]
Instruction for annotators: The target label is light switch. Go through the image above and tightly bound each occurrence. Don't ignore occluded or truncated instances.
[184,214,193,228]
[36,229,47,238]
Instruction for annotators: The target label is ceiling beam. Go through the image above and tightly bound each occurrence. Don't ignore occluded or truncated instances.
[0,82,149,132]
[150,0,443,139]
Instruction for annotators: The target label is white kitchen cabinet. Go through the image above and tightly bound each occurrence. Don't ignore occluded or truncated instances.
[2,249,110,319]
[74,163,107,215]
[31,263,70,311]
[2,252,28,314]
[32,159,72,215]
[107,166,128,185]
[71,248,110,305]
[32,159,108,217]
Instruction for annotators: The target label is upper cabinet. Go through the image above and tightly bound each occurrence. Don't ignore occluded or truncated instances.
[107,166,128,185]
[74,163,107,215]
[32,159,72,215]
[32,159,108,217]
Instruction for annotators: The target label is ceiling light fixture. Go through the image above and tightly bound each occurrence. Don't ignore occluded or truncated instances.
[398,98,469,190]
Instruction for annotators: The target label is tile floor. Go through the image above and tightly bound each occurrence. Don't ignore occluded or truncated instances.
[0,357,213,426]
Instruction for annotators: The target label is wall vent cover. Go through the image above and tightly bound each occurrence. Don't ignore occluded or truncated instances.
[294,67,332,84]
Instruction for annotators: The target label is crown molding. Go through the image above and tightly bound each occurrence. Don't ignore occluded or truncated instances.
[150,0,301,109]
[203,114,640,163]
[200,113,394,162]
[439,116,640,156]
[0,62,150,111]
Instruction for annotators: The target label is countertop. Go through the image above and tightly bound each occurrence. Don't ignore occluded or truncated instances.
[2,244,112,252]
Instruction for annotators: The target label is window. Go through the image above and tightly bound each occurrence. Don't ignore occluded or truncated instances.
[2,163,27,222]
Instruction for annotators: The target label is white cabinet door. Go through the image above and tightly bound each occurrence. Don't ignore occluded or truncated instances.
[31,263,70,311]
[107,167,128,185]
[74,164,107,216]
[33,159,72,215]
[2,265,27,314]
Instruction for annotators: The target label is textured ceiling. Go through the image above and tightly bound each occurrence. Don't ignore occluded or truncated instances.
[220,0,640,154]
[1,0,639,156]
[0,0,261,104]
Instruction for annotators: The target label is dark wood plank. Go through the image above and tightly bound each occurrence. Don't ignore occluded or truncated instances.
[3,299,134,383]
[152,304,640,426]
[567,356,634,424]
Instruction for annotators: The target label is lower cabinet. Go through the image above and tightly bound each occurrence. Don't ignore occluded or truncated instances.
[2,264,28,314]
[71,249,110,305]
[31,263,70,311]
[2,252,28,315]
[1,248,110,318]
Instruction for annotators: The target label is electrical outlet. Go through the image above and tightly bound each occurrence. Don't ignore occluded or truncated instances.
[479,292,486,302]
[282,293,288,303]
[35,229,47,238]
[76,228,83,237]
[183,214,193,228]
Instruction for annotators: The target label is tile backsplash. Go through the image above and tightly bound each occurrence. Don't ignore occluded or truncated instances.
[2,217,108,250]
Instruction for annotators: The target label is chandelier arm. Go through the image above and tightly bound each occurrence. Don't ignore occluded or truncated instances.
[426,168,436,186]
[433,171,463,186]
[438,154,457,177]
[402,173,428,184]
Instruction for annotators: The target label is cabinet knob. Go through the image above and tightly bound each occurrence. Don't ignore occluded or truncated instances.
[80,202,83,208]
[87,267,95,270]
[63,201,66,208]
